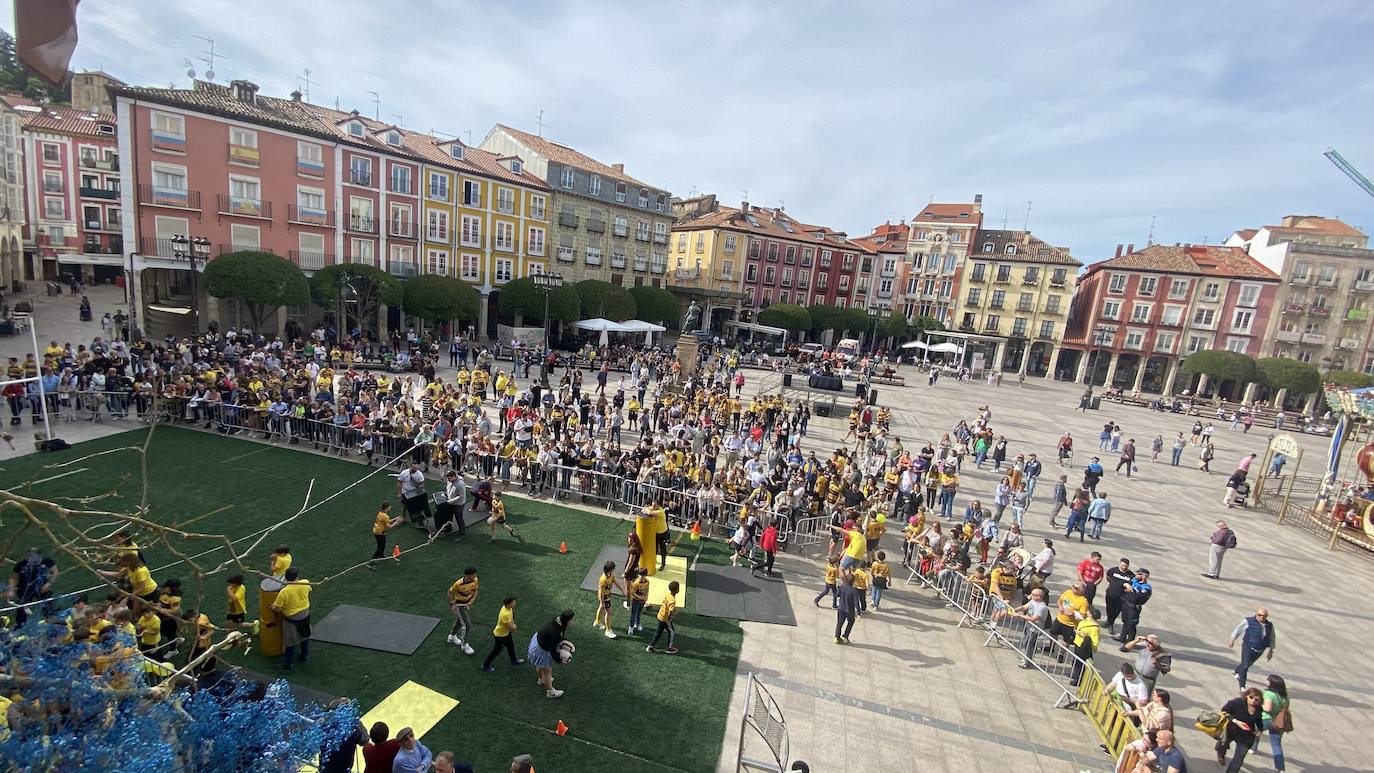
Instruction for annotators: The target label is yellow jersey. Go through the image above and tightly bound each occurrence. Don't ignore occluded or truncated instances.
[629,577,650,602]
[824,564,838,584]
[373,511,390,536]
[843,529,866,560]
[270,552,292,576]
[449,576,479,605]
[598,573,616,601]
[127,565,157,597]
[226,583,247,615]
[871,561,890,581]
[1057,589,1089,627]
[137,613,161,646]
[274,581,311,617]
[493,605,514,637]
[852,568,870,590]
[657,594,677,623]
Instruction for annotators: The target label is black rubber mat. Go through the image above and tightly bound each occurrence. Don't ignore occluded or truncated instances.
[692,562,796,626]
[309,603,440,655]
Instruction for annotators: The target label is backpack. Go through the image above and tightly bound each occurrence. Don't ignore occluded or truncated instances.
[1224,531,1237,549]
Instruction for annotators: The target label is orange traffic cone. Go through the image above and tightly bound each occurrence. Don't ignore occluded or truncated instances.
[690,522,702,541]
[559,541,568,554]
[392,545,401,559]
[555,720,569,736]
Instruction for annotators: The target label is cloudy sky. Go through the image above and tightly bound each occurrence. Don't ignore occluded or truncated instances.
[11,0,1374,262]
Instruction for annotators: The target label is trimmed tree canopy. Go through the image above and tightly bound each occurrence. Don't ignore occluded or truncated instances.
[203,250,309,333]
[629,286,680,326]
[806,304,840,333]
[1181,350,1258,384]
[1256,357,1321,394]
[575,279,636,322]
[910,316,946,335]
[884,312,910,338]
[757,303,811,333]
[1326,370,1374,388]
[402,275,480,324]
[839,307,871,336]
[498,277,581,323]
[309,263,403,333]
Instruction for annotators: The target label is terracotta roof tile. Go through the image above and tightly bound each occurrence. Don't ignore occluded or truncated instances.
[1267,216,1364,238]
[1087,244,1277,280]
[913,202,980,222]
[967,229,1082,267]
[1233,228,1258,241]
[2,95,115,137]
[673,204,862,249]
[492,124,661,191]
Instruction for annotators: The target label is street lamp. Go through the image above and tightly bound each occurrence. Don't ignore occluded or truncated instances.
[1089,324,1112,386]
[171,234,212,335]
[532,272,564,384]
[867,303,890,354]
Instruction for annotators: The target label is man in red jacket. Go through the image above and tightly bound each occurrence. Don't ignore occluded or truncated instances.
[750,522,779,577]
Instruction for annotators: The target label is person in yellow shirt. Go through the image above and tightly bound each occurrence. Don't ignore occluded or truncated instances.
[592,561,625,639]
[187,609,216,675]
[99,554,158,602]
[644,580,680,654]
[863,514,886,562]
[136,604,162,655]
[852,564,870,613]
[831,518,867,571]
[812,556,840,608]
[486,494,520,543]
[989,561,1019,605]
[269,567,312,670]
[1055,583,1091,650]
[626,568,650,635]
[369,502,402,567]
[1071,607,1103,687]
[224,574,259,634]
[481,596,523,672]
[269,546,292,579]
[447,567,479,654]
[870,552,891,609]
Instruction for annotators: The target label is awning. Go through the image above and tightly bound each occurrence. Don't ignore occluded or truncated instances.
[900,340,927,350]
[616,320,667,333]
[930,342,961,354]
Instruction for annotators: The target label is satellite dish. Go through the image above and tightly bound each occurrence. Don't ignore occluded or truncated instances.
[186,68,196,78]
[206,69,215,80]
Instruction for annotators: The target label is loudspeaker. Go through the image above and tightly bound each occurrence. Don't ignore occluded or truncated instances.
[783,373,793,388]
[855,382,867,398]
[867,388,878,406]
[814,403,832,418]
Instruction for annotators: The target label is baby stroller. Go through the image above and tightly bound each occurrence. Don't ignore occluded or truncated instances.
[1229,480,1251,508]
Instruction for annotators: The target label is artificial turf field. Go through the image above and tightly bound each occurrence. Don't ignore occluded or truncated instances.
[1,427,744,772]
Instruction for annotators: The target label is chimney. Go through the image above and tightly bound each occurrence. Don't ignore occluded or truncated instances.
[229,80,259,105]
[741,200,749,214]
[1114,244,1123,259]
[973,193,983,213]
[612,163,624,174]
[290,89,302,102]
[1126,243,1135,255]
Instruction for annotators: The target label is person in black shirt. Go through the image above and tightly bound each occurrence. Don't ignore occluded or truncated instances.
[531,610,575,699]
[834,572,863,644]
[1118,568,1152,643]
[7,548,58,627]
[1216,688,1264,772]
[1102,557,1134,635]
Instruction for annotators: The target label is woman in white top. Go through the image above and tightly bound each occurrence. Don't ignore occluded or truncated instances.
[1033,538,1056,577]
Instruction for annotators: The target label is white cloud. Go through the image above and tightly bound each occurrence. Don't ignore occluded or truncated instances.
[4,0,1373,260]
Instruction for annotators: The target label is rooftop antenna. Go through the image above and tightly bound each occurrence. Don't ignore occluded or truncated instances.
[778,198,785,211]
[535,109,546,137]
[1147,215,1157,246]
[333,96,340,111]
[431,128,457,139]
[297,68,322,102]
[189,35,225,81]
[366,90,380,120]
[391,113,404,128]
[1001,209,1009,229]
[1023,200,1032,231]
[464,130,473,145]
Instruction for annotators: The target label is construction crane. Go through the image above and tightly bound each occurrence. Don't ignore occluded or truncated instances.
[1324,147,1374,200]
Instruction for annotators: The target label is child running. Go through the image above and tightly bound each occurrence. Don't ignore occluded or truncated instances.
[644,580,680,654]
[481,596,524,672]
[487,493,522,543]
[812,556,840,608]
[446,567,479,655]
[593,561,625,639]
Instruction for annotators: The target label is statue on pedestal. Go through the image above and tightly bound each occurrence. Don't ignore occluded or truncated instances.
[682,300,702,333]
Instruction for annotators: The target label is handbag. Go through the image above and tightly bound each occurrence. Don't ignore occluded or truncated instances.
[1194,710,1228,740]
[1271,706,1293,733]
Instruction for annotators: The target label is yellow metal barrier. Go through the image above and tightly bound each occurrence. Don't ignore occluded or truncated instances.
[1075,666,1141,769]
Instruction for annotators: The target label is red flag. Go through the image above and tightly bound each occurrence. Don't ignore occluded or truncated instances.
[15,0,81,87]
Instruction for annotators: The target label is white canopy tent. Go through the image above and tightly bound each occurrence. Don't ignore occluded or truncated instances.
[571,318,667,345]
[616,319,667,345]
[929,342,961,354]
[900,340,927,350]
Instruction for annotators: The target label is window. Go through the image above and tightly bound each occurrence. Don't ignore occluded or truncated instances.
[745,264,758,282]
[1130,302,1152,323]
[1191,308,1216,327]
[966,288,982,305]
[779,291,789,305]
[695,233,705,253]
[463,180,481,207]
[560,168,575,189]
[843,253,854,270]
[1045,295,1061,313]
[1124,330,1145,349]
[349,197,374,227]
[724,234,737,254]
[1023,266,1040,284]
[388,202,412,236]
[1225,337,1248,353]
[781,268,793,286]
[390,245,414,266]
[1186,335,1209,354]
[495,221,514,251]
[1108,273,1127,294]
[1168,278,1189,298]
[654,222,668,241]
[347,121,364,137]
[297,186,325,214]
[1102,299,1121,320]
[459,253,480,280]
[153,113,185,139]
[229,126,256,147]
[296,142,323,175]
[41,143,60,165]
[495,258,513,283]
[1161,305,1183,326]
[43,197,63,219]
[1319,265,1337,284]
[1155,332,1176,353]
[390,165,412,194]
[530,195,546,220]
[991,290,1006,308]
[349,156,372,186]
[298,232,326,261]
[802,248,813,266]
[655,194,666,212]
[1012,318,1028,336]
[42,171,62,194]
[1039,320,1055,338]
[1137,276,1157,296]
[638,189,649,208]
[749,240,761,259]
[509,160,520,174]
[1292,261,1310,280]
[449,144,465,160]
[971,263,987,281]
[229,175,261,212]
[820,250,832,268]
[229,223,260,250]
[589,175,601,196]
[1004,244,1016,254]
[151,163,187,197]
[943,254,957,273]
[721,259,735,278]
[1201,282,1221,301]
[636,220,650,240]
[615,182,626,203]
[427,210,449,242]
[460,215,481,247]
[1231,309,1254,334]
[497,188,514,214]
[982,242,994,253]
[351,238,375,265]
[817,273,828,289]
[764,266,776,284]
[1237,284,1260,307]
[527,227,545,256]
[785,245,796,263]
[428,249,451,276]
[428,173,450,201]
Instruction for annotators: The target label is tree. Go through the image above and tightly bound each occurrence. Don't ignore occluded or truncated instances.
[806,304,841,334]
[1325,370,1374,388]
[838,307,871,336]
[757,303,811,333]
[0,31,71,104]
[629,286,680,326]
[1180,350,1258,384]
[575,279,636,321]
[884,312,910,338]
[309,263,402,334]
[909,316,946,335]
[203,251,309,334]
[1256,357,1322,395]
[402,275,480,327]
[497,276,580,324]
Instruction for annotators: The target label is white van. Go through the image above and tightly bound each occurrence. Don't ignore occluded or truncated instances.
[834,338,860,360]
[798,342,825,357]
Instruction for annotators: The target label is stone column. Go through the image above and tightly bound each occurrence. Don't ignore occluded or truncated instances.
[1162,360,1178,395]
[1197,374,1210,396]
[1076,350,1091,383]
[1241,382,1258,404]
[1103,353,1119,387]
[275,309,287,339]
[1274,388,1288,409]
[991,342,1007,372]
[477,294,490,341]
[1045,344,1061,379]
[1303,392,1319,415]
[378,302,391,340]
[1132,360,1147,392]
[202,295,220,332]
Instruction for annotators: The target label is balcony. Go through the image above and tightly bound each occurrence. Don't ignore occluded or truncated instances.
[84,218,121,233]
[389,178,413,195]
[228,144,260,166]
[1301,333,1327,345]
[79,155,119,171]
[217,244,275,257]
[558,212,579,228]
[1042,305,1064,315]
[79,185,120,200]
[1282,302,1305,314]
[1274,330,1301,344]
[426,230,450,244]
[1011,327,1029,339]
[653,233,668,245]
[138,236,177,258]
[634,231,651,243]
[218,194,271,219]
[959,322,975,332]
[585,218,605,233]
[287,204,335,228]
[651,262,666,275]
[1022,277,1040,286]
[1289,275,1312,286]
[586,249,602,266]
[388,220,415,239]
[982,322,1000,333]
[349,171,373,187]
[387,260,418,278]
[993,274,1012,285]
[138,184,201,210]
[718,272,735,281]
[1309,305,1330,316]
[634,260,648,272]
[674,267,701,281]
[612,224,628,238]
[1347,308,1371,322]
[557,247,575,262]
[1017,302,1034,312]
[1317,277,1339,289]
[611,255,626,268]
[290,250,332,271]
[1339,337,1361,350]
[347,215,377,234]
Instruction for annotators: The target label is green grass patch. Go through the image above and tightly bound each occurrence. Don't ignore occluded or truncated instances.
[1,427,743,772]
